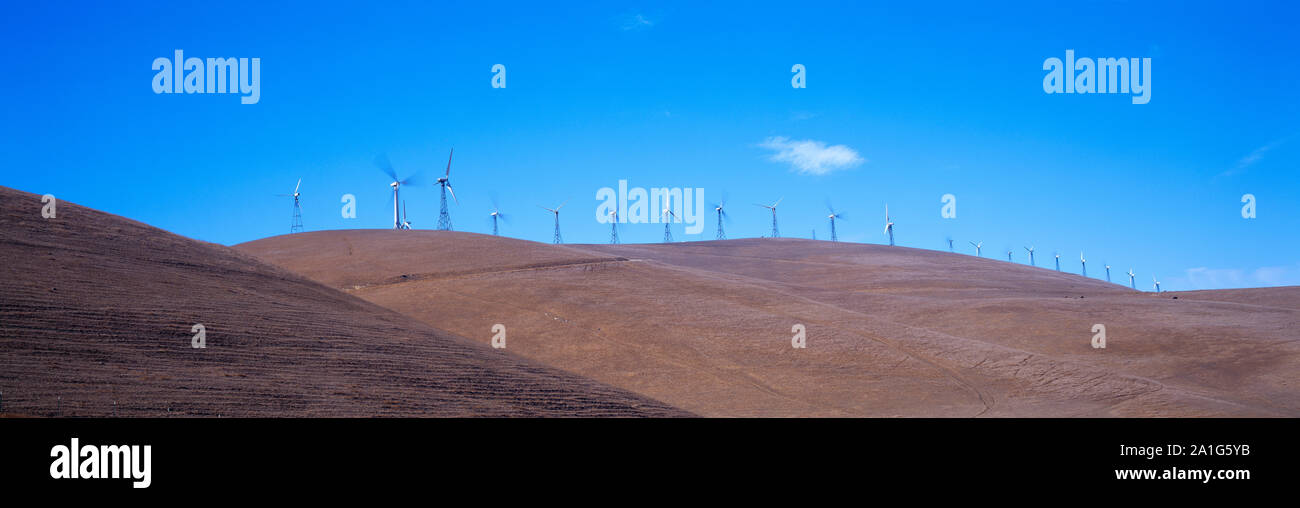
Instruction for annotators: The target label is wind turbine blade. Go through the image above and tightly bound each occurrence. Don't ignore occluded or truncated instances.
[294,178,301,194]
[556,199,569,211]
[772,197,783,208]
[445,148,454,177]
[375,154,397,181]
[446,184,458,204]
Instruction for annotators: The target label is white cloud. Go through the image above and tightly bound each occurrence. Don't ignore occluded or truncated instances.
[1181,267,1247,289]
[621,13,653,30]
[759,136,864,175]
[1169,263,1300,290]
[1220,136,1290,177]
[1253,265,1300,286]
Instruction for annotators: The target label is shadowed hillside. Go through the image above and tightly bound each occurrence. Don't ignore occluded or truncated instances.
[0,187,690,417]
[240,230,1300,417]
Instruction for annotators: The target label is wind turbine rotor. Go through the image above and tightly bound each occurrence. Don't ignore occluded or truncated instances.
[375,154,398,182]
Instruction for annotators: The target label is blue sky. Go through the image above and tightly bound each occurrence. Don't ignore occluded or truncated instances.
[2,1,1297,291]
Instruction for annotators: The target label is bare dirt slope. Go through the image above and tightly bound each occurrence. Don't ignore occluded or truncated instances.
[239,230,1300,417]
[0,187,689,417]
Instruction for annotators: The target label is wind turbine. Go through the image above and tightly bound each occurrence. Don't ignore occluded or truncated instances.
[1080,251,1087,277]
[1127,268,1136,289]
[969,241,982,257]
[1006,249,1014,262]
[713,199,728,240]
[1152,275,1161,293]
[827,202,844,242]
[539,200,567,244]
[1104,264,1112,282]
[400,200,412,230]
[883,205,895,246]
[488,204,507,236]
[1054,252,1061,272]
[435,149,457,230]
[609,210,620,244]
[1024,246,1036,266]
[755,198,783,238]
[946,237,954,253]
[376,155,419,230]
[277,178,304,233]
[662,208,677,243]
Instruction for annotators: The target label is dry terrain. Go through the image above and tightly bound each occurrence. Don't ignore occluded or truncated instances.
[0,186,689,417]
[239,229,1300,417]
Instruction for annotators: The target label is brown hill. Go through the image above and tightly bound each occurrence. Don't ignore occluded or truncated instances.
[0,187,689,417]
[239,230,1300,417]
